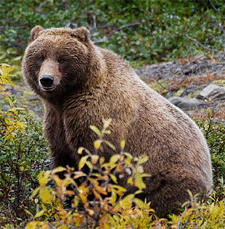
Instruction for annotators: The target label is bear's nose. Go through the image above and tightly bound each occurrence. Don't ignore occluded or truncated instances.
[40,75,54,89]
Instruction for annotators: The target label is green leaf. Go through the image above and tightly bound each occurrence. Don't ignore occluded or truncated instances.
[30,187,41,199]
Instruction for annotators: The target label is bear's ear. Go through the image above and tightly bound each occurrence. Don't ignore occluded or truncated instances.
[30,25,44,41]
[71,27,90,42]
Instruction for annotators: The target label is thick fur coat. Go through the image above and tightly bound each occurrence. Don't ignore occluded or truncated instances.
[22,26,213,217]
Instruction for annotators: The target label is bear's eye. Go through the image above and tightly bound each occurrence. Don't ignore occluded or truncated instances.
[58,58,66,64]
[37,56,45,63]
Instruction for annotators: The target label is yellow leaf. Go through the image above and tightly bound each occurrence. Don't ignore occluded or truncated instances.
[9,108,18,115]
[38,171,50,186]
[112,185,127,196]
[41,224,51,229]
[25,209,34,217]
[135,172,146,190]
[0,64,15,86]
[95,185,108,195]
[111,192,117,205]
[124,152,133,160]
[91,155,99,164]
[52,175,63,187]
[109,174,117,183]
[16,121,27,131]
[103,118,112,129]
[88,209,95,216]
[73,171,86,179]
[110,154,120,164]
[65,190,75,196]
[58,225,68,229]
[4,118,12,125]
[138,155,148,165]
[5,96,14,107]
[90,125,102,136]
[134,198,145,209]
[104,140,116,151]
[40,188,52,204]
[121,194,134,208]
[34,210,45,218]
[127,177,134,185]
[26,221,38,229]
[77,147,85,154]
[85,161,93,170]
[99,156,105,165]
[120,140,125,149]
[78,155,89,170]
[52,166,67,174]
[94,140,102,149]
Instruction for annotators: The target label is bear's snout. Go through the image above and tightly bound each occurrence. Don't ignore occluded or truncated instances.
[39,74,54,91]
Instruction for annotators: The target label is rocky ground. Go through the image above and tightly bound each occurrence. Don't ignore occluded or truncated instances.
[136,55,225,123]
[4,55,225,123]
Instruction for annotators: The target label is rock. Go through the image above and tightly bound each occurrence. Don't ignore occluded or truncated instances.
[2,104,10,111]
[181,85,205,97]
[197,84,225,100]
[168,97,206,110]
[27,96,40,101]
[5,85,23,96]
[165,90,177,99]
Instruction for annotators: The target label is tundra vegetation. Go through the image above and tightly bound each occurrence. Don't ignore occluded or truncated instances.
[0,0,225,228]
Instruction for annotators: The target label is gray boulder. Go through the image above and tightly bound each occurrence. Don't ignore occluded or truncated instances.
[197,84,225,100]
[169,97,206,110]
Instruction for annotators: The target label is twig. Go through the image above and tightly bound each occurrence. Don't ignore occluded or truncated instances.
[117,22,141,31]
[186,35,219,54]
[36,0,48,12]
[176,207,188,229]
[208,0,225,20]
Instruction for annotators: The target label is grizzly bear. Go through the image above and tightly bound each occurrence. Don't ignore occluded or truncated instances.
[22,25,212,217]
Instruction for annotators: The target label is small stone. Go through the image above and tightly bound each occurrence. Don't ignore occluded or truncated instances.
[2,104,10,111]
[5,85,23,96]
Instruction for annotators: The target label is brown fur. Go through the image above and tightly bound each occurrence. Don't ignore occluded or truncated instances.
[22,26,213,217]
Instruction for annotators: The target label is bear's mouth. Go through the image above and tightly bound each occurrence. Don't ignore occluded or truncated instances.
[41,86,56,91]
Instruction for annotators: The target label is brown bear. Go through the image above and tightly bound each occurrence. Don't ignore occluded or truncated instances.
[22,25,212,217]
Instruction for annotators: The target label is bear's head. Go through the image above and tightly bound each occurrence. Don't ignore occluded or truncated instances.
[22,26,104,101]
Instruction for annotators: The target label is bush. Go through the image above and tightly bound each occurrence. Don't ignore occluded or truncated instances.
[196,110,225,201]
[25,118,225,228]
[0,64,49,226]
[25,119,157,228]
[0,0,225,64]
